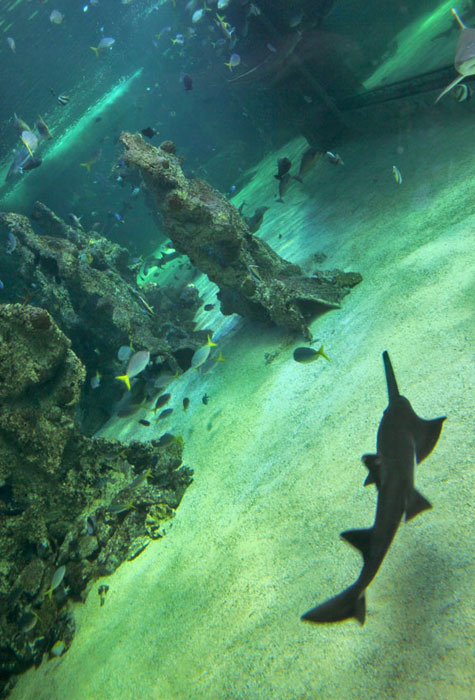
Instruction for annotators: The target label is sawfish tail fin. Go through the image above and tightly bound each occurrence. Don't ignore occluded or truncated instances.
[301,583,366,625]
[414,415,446,463]
[382,350,399,401]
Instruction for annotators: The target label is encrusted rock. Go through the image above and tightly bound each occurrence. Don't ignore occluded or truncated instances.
[119,131,362,339]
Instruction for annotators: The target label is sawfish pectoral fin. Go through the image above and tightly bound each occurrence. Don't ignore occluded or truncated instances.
[405,488,432,521]
[341,527,373,565]
[414,415,446,464]
[301,584,366,625]
[435,74,465,103]
[361,453,382,488]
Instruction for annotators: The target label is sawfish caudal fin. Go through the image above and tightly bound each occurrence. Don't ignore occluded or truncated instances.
[405,488,432,521]
[301,583,366,625]
[414,415,446,464]
[382,351,399,402]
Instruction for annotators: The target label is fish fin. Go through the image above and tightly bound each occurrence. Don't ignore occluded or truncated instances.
[216,351,226,362]
[80,161,91,172]
[207,335,217,347]
[435,74,465,103]
[21,139,33,157]
[90,46,99,58]
[301,585,366,625]
[405,489,432,521]
[318,344,330,362]
[414,415,446,463]
[361,453,382,488]
[116,374,131,391]
[341,528,373,564]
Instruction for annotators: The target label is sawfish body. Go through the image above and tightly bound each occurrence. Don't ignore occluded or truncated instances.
[302,351,446,625]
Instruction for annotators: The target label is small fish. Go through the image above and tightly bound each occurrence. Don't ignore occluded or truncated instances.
[50,88,70,105]
[183,397,190,411]
[36,115,52,139]
[14,113,31,134]
[392,165,403,185]
[21,130,38,157]
[192,8,205,23]
[294,147,320,183]
[6,37,16,53]
[49,9,64,24]
[156,407,173,421]
[277,172,291,203]
[130,468,151,488]
[86,515,96,535]
[204,303,214,311]
[293,345,330,364]
[171,34,185,45]
[202,393,209,405]
[118,345,134,362]
[224,53,241,70]
[274,157,291,180]
[157,432,175,447]
[108,501,134,515]
[6,232,17,255]
[454,83,472,101]
[22,156,42,172]
[44,565,66,601]
[247,264,263,284]
[19,610,38,633]
[50,640,65,657]
[217,0,230,8]
[141,126,157,138]
[116,350,150,391]
[98,584,109,606]
[153,392,171,411]
[68,213,83,229]
[215,13,234,40]
[90,370,101,389]
[183,74,193,91]
[138,419,151,427]
[90,36,115,57]
[191,335,217,370]
[326,151,344,166]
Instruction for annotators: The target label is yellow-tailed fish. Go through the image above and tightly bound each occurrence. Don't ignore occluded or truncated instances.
[116,350,150,391]
[392,165,402,185]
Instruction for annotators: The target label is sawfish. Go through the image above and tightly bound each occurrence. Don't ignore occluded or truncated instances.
[301,351,446,625]
[435,7,475,102]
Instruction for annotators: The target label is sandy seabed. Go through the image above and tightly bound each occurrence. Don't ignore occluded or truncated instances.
[11,96,474,700]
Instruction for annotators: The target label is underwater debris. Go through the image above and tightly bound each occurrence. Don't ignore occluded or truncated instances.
[301,351,446,625]
[119,132,361,339]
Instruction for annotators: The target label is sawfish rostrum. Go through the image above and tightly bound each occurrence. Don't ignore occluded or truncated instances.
[302,351,446,625]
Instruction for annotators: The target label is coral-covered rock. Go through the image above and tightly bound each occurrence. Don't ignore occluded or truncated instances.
[119,131,362,339]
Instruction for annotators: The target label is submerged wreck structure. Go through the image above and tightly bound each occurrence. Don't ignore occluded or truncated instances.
[0,304,192,695]
[119,132,362,339]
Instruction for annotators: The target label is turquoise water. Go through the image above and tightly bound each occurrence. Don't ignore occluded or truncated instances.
[1,1,474,698]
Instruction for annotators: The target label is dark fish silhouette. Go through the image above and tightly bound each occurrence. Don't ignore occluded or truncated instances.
[302,350,446,625]
[183,74,193,91]
[141,127,157,139]
[274,156,291,180]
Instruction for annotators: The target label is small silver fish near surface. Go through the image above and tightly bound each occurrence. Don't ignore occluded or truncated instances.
[392,165,403,185]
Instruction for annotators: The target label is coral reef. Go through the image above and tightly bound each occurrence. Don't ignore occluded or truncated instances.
[119,132,362,339]
[0,204,208,433]
[0,305,192,695]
